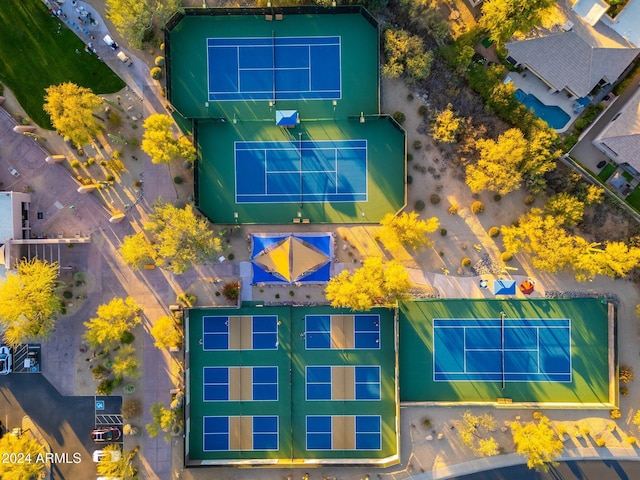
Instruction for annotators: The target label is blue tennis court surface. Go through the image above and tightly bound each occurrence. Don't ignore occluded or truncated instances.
[305,314,379,349]
[207,36,341,101]
[203,315,278,350]
[306,415,381,450]
[235,140,367,203]
[203,366,279,401]
[204,415,279,451]
[306,366,381,401]
[433,318,571,382]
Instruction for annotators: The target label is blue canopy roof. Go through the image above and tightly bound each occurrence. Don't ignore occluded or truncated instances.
[493,280,516,295]
[276,110,298,127]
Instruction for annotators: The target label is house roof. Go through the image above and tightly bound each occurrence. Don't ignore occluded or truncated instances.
[594,87,640,171]
[604,0,640,47]
[572,0,609,26]
[506,31,639,97]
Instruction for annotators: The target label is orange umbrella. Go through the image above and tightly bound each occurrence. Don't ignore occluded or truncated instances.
[520,280,534,295]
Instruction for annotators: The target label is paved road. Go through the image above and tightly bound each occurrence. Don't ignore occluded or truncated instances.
[0,373,100,479]
[449,460,640,480]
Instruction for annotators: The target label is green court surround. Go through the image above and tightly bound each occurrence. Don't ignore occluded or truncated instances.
[185,306,399,466]
[399,298,614,406]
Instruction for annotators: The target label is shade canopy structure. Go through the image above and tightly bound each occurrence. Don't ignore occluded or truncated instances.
[493,279,516,295]
[0,244,4,266]
[275,110,298,127]
[520,280,535,295]
[251,233,333,284]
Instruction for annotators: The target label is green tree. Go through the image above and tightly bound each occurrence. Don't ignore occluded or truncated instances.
[511,414,563,472]
[0,259,60,346]
[0,433,46,480]
[119,232,156,270]
[144,201,224,274]
[84,297,141,349]
[379,211,439,252]
[107,0,182,48]
[96,444,137,479]
[382,28,433,82]
[325,257,411,311]
[466,128,528,194]
[141,114,196,164]
[432,104,462,143]
[44,83,102,147]
[150,315,182,349]
[543,193,585,228]
[111,345,141,380]
[147,402,179,441]
[480,0,556,45]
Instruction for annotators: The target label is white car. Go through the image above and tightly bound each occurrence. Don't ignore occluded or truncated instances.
[92,449,121,463]
[103,34,119,50]
[0,346,12,375]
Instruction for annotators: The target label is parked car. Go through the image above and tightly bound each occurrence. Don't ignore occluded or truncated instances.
[91,427,121,443]
[92,448,121,463]
[103,34,119,50]
[0,346,12,375]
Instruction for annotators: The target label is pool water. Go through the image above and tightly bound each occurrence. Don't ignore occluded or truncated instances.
[514,89,570,129]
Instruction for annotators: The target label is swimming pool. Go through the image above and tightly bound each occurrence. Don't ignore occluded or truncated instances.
[514,89,570,130]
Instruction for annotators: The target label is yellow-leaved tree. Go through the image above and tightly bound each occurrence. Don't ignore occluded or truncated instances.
[118,232,156,270]
[325,257,411,311]
[83,297,141,349]
[511,414,563,472]
[0,258,60,346]
[0,433,46,480]
[379,211,439,252]
[151,315,182,350]
[141,114,196,164]
[44,82,102,147]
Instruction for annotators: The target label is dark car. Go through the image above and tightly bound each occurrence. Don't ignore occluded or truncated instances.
[91,427,121,443]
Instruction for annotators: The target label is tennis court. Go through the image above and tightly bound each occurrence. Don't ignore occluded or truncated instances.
[305,314,380,349]
[399,298,615,405]
[202,315,278,350]
[306,415,381,450]
[433,318,571,382]
[186,305,398,465]
[207,36,341,101]
[235,139,367,203]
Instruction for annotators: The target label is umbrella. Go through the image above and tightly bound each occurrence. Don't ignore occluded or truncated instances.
[520,280,535,295]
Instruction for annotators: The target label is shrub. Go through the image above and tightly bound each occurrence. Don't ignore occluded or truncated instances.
[596,438,606,447]
[461,257,471,267]
[112,376,123,388]
[106,174,115,182]
[620,385,629,396]
[392,111,406,124]
[413,140,422,150]
[532,411,543,420]
[91,365,109,381]
[620,365,635,383]
[177,293,196,307]
[627,436,637,445]
[423,418,431,428]
[227,253,235,261]
[122,398,142,419]
[215,291,221,297]
[407,153,413,162]
[448,204,458,215]
[120,331,135,344]
[488,227,500,238]
[70,160,80,169]
[275,293,280,299]
[96,380,114,396]
[471,200,484,214]
[440,228,447,236]
[174,176,183,184]
[150,67,163,80]
[501,252,513,262]
[579,426,591,437]
[63,290,73,299]
[222,282,240,302]
[407,175,413,184]
[87,157,96,166]
[430,193,441,205]
[133,180,142,188]
[407,93,414,101]
[415,200,425,211]
[492,194,501,202]
[108,113,122,128]
[123,384,136,394]
[289,291,295,297]
[112,150,122,160]
[418,105,428,116]
[524,195,535,206]
[100,160,107,167]
[154,56,165,67]
[610,409,622,419]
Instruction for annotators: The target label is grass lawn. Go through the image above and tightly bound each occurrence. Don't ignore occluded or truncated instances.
[0,1,124,128]
[625,187,640,211]
[597,163,617,182]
